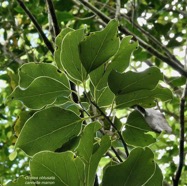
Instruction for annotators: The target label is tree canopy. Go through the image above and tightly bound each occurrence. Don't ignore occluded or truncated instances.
[0,0,187,186]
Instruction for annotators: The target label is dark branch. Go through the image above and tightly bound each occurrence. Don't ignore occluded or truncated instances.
[111,146,123,162]
[173,82,187,186]
[16,0,54,54]
[78,0,187,78]
[46,0,60,37]
[91,101,129,157]
[100,130,123,162]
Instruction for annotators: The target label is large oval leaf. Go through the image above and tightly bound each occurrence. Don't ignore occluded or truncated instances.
[123,111,156,147]
[10,76,71,109]
[16,107,82,156]
[79,19,120,73]
[60,29,87,83]
[102,147,155,186]
[30,151,85,186]
[108,67,163,95]
[18,63,69,89]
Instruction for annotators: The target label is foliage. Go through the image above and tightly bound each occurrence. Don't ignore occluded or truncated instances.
[0,0,187,186]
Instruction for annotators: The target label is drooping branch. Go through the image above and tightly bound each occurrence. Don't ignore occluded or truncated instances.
[16,0,54,54]
[78,0,187,78]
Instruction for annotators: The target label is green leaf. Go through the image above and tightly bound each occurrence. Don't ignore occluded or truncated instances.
[110,36,138,72]
[60,29,87,83]
[123,111,156,147]
[54,28,73,70]
[79,19,120,73]
[10,76,71,109]
[77,122,111,186]
[30,151,85,186]
[6,176,35,186]
[116,85,173,108]
[95,86,115,107]
[108,67,163,95]
[16,107,82,156]
[18,63,69,89]
[102,147,155,186]
[144,164,163,186]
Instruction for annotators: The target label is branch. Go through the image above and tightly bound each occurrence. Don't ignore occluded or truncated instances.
[16,0,54,54]
[46,0,60,37]
[78,0,187,78]
[173,82,187,186]
[91,101,129,157]
[95,2,183,68]
[99,129,123,162]
[173,43,187,185]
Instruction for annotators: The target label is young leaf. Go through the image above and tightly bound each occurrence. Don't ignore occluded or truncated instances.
[30,151,85,186]
[110,36,138,72]
[16,107,82,156]
[76,122,111,186]
[102,147,156,186]
[60,29,87,83]
[108,67,163,95]
[79,19,120,73]
[10,76,71,109]
[123,111,156,147]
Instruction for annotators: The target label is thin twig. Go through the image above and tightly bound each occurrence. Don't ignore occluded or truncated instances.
[100,129,123,162]
[0,43,25,65]
[46,0,60,37]
[77,0,187,78]
[111,146,123,162]
[91,101,129,157]
[16,0,54,54]
[115,0,121,20]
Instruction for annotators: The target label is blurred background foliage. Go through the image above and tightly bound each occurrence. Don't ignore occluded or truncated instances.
[0,0,187,185]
